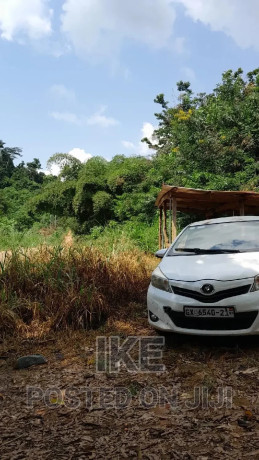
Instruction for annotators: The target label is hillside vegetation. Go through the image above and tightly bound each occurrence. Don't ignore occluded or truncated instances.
[1,68,259,252]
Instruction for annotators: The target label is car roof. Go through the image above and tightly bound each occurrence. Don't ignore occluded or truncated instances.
[189,216,259,227]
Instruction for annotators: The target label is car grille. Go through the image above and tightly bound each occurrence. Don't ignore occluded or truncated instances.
[164,307,258,331]
[171,284,251,303]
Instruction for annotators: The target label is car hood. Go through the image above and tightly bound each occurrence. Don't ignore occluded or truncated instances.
[160,252,259,282]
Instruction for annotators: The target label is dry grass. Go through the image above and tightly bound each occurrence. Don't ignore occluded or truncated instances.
[0,244,156,337]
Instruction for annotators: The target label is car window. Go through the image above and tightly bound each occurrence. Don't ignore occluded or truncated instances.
[168,221,259,254]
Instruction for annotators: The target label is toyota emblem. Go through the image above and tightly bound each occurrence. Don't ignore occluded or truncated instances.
[201,284,215,295]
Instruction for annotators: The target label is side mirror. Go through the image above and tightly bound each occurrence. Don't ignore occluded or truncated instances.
[154,248,167,258]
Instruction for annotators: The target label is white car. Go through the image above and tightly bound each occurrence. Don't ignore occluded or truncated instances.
[148,216,259,336]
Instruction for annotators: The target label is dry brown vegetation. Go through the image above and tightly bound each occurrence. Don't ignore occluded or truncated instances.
[0,244,156,337]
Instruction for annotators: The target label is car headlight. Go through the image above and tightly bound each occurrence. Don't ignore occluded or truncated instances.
[151,267,171,292]
[252,275,259,291]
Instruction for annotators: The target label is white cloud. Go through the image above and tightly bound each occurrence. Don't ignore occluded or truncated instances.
[50,84,75,103]
[175,0,259,50]
[50,111,82,125]
[68,147,92,162]
[142,122,156,141]
[50,107,119,128]
[181,66,196,81]
[86,106,119,128]
[0,0,52,41]
[44,164,61,176]
[139,122,156,155]
[42,164,61,176]
[61,0,176,59]
[172,36,187,54]
[122,140,135,150]
[122,122,156,157]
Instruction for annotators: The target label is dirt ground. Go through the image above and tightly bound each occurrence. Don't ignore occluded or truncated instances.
[1,307,259,459]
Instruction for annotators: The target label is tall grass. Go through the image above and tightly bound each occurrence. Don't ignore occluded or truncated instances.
[81,220,159,254]
[0,219,159,253]
[0,223,66,251]
[0,244,156,336]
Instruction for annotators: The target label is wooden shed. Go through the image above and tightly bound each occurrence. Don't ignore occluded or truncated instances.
[156,185,259,249]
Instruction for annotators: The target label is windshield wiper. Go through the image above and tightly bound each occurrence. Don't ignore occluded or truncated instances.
[174,248,241,254]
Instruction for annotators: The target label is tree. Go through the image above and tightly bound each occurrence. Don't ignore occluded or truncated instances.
[0,140,22,186]
[29,180,76,217]
[92,191,114,223]
[143,68,259,191]
[107,155,152,194]
[47,153,83,180]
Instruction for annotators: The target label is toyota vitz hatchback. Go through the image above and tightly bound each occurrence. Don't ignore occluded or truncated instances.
[147,216,259,335]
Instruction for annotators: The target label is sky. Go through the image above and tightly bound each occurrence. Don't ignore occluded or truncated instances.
[0,0,259,170]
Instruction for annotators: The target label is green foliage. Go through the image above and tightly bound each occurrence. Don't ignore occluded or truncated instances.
[73,157,108,219]
[47,153,83,180]
[107,155,151,193]
[147,68,259,192]
[0,140,22,186]
[2,67,259,252]
[30,180,76,217]
[92,191,114,223]
[82,219,158,253]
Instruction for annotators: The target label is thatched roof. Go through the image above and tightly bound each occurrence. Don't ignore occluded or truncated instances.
[155,185,259,215]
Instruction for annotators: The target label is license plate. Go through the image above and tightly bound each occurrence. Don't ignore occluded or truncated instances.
[184,307,235,318]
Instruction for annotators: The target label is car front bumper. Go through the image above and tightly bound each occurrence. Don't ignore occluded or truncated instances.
[147,280,259,336]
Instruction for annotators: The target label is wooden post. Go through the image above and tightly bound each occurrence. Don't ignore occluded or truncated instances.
[172,198,177,241]
[159,207,162,249]
[240,200,245,216]
[169,196,173,244]
[163,202,169,247]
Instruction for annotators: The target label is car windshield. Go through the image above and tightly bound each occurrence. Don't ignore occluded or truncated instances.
[168,220,259,255]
